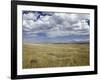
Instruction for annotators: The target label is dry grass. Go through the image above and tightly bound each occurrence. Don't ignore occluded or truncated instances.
[22,43,89,69]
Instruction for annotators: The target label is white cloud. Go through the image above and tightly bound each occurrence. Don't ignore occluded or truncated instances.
[23,11,90,38]
[40,15,51,21]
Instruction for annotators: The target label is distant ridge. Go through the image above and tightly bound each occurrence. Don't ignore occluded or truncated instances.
[24,41,89,44]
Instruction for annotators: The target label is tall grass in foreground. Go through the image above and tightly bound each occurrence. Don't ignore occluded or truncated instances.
[22,43,89,69]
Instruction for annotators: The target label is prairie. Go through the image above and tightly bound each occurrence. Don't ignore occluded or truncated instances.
[22,43,89,69]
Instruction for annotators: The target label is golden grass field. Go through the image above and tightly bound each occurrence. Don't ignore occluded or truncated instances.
[22,43,89,69]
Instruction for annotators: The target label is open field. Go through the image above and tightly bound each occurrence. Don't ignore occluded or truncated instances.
[22,43,89,69]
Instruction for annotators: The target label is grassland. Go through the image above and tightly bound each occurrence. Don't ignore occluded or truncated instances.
[22,43,89,69]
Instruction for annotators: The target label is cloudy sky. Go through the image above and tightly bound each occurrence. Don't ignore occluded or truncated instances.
[22,11,90,43]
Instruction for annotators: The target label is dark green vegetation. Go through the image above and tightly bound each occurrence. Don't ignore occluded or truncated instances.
[22,43,89,69]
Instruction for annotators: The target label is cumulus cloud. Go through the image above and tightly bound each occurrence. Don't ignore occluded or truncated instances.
[22,11,90,43]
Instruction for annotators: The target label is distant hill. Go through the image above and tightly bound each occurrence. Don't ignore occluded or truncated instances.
[24,41,89,44]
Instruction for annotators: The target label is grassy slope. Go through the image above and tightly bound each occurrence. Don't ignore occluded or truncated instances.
[22,43,89,69]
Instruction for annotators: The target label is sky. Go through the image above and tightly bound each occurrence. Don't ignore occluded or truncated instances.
[22,11,90,43]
